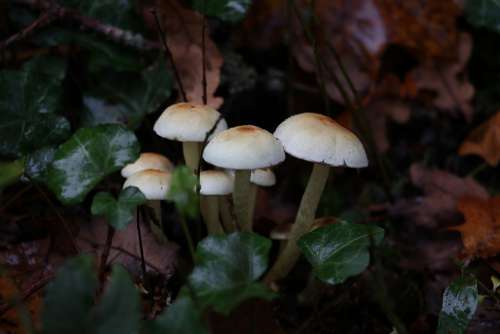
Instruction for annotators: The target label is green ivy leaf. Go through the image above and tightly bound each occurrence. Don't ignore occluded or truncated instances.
[0,56,70,157]
[437,276,479,334]
[25,146,56,183]
[42,256,97,334]
[192,0,252,22]
[82,61,172,129]
[88,266,141,334]
[0,159,25,189]
[143,297,208,334]
[298,221,384,285]
[167,166,199,219]
[91,187,147,230]
[188,232,274,314]
[46,124,140,205]
[465,0,500,33]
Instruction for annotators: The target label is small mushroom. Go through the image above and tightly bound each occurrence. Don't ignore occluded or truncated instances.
[153,102,227,173]
[265,113,368,283]
[199,170,234,234]
[121,152,173,178]
[203,125,285,231]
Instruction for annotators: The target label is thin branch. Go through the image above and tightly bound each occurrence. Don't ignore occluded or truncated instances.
[151,9,188,102]
[137,207,147,279]
[6,0,159,51]
[201,0,208,105]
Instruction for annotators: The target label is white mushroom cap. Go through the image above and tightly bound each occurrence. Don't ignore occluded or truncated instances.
[251,168,276,187]
[274,113,368,168]
[121,152,173,178]
[270,223,293,240]
[203,125,285,170]
[199,170,234,195]
[153,102,228,142]
[122,169,171,200]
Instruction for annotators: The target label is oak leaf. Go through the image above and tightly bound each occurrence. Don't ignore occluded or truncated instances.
[459,111,500,166]
[451,196,500,259]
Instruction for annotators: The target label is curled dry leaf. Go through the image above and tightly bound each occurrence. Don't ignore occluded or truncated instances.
[451,196,500,259]
[149,0,224,108]
[405,33,474,120]
[459,111,500,166]
[390,163,488,228]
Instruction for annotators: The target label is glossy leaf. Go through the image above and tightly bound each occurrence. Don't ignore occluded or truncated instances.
[89,266,141,334]
[167,166,199,219]
[91,187,147,230]
[465,0,500,33]
[42,256,97,334]
[437,276,479,334]
[144,297,208,334]
[298,221,385,285]
[25,146,56,182]
[46,124,140,205]
[0,159,25,189]
[0,56,70,157]
[188,232,274,314]
[192,0,252,22]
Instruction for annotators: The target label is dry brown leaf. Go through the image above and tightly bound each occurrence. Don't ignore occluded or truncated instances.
[390,163,488,228]
[450,196,500,259]
[405,33,474,120]
[459,111,500,166]
[151,0,223,108]
[77,218,178,278]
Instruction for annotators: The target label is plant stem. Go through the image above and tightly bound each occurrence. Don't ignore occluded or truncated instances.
[200,195,223,234]
[183,141,201,174]
[264,163,329,283]
[247,183,258,228]
[179,216,196,262]
[219,196,236,232]
[233,170,252,231]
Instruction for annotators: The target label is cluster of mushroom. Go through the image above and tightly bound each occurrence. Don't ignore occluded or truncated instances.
[121,102,368,282]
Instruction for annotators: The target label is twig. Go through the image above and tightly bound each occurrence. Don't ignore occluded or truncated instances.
[99,224,115,280]
[151,9,188,102]
[201,0,207,105]
[136,207,147,279]
[6,0,159,51]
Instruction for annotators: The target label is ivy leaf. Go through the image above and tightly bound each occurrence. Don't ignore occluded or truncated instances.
[298,221,385,285]
[192,0,252,22]
[25,146,56,183]
[91,187,147,230]
[82,61,172,129]
[0,56,70,157]
[144,296,208,334]
[46,124,140,205]
[167,166,199,219]
[89,266,141,334]
[465,0,500,33]
[437,276,479,334]
[188,232,274,314]
[0,159,25,189]
[42,256,97,334]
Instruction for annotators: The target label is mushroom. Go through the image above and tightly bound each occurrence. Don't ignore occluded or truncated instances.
[122,169,171,225]
[264,113,368,283]
[270,223,293,253]
[121,152,173,178]
[203,125,285,231]
[153,102,227,173]
[199,170,234,234]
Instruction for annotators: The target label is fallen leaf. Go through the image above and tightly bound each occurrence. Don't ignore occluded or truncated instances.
[450,196,500,259]
[152,0,224,108]
[459,111,500,166]
[405,33,475,120]
[390,164,488,228]
[77,218,178,278]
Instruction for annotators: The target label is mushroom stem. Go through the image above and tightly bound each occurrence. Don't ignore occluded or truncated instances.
[182,141,201,173]
[200,195,224,234]
[233,169,253,231]
[247,183,258,227]
[264,163,329,283]
[219,196,236,232]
